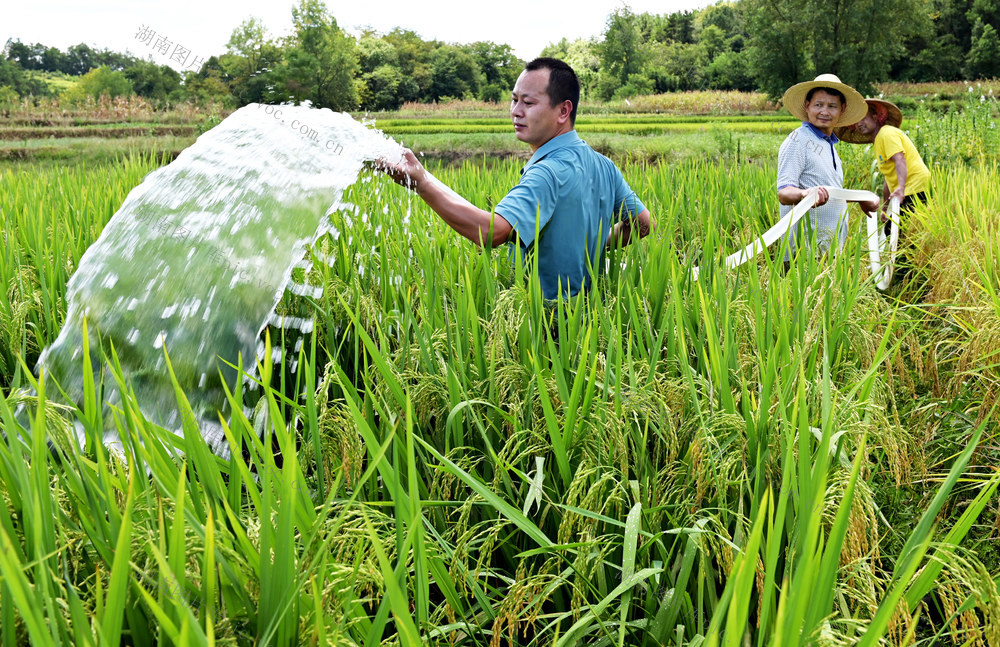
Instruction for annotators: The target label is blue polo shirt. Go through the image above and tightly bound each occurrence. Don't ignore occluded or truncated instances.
[495,131,645,299]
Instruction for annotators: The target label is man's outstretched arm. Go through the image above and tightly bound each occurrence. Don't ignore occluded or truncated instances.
[607,209,655,249]
[376,149,513,248]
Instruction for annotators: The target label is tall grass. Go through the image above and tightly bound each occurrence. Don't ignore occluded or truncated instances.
[0,154,165,386]
[1,106,999,645]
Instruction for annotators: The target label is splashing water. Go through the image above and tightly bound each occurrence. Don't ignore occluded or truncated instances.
[32,104,403,456]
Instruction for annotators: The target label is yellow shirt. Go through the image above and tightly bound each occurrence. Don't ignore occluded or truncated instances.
[874,125,930,195]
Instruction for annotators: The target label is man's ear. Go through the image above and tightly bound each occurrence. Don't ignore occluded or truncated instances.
[558,100,573,124]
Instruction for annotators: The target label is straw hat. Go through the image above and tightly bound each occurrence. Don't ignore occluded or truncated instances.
[835,99,904,144]
[781,73,868,127]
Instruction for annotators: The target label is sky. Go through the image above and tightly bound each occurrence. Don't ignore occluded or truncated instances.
[4,0,712,71]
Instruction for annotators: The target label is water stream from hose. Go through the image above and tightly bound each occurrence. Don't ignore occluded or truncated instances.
[33,103,402,455]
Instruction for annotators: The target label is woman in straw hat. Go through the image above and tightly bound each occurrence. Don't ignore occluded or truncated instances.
[776,74,878,258]
[836,98,930,216]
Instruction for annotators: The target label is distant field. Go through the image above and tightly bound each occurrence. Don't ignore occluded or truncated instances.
[377,114,799,134]
[2,82,996,165]
[1,108,795,165]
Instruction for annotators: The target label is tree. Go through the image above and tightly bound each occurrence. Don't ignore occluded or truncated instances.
[889,0,966,80]
[746,0,928,99]
[62,65,133,104]
[967,0,1000,32]
[658,41,707,91]
[698,24,727,62]
[695,2,742,41]
[541,38,601,97]
[600,6,646,88]
[382,29,436,100]
[663,11,696,43]
[540,38,571,59]
[92,48,137,71]
[634,13,670,44]
[469,41,521,101]
[65,44,96,76]
[226,18,268,75]
[705,50,756,90]
[124,61,182,104]
[566,39,602,98]
[358,64,409,110]
[357,35,398,74]
[278,0,358,110]
[967,21,1000,77]
[40,46,67,73]
[965,0,1000,77]
[428,45,481,100]
[0,56,49,97]
[224,17,282,105]
[181,69,233,105]
[4,41,42,69]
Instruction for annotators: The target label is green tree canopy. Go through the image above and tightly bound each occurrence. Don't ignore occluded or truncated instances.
[224,17,282,105]
[124,61,182,104]
[746,0,930,99]
[428,44,481,100]
[469,41,522,101]
[967,21,1000,77]
[600,6,646,88]
[965,0,1000,76]
[62,65,133,104]
[0,56,49,97]
[278,0,358,110]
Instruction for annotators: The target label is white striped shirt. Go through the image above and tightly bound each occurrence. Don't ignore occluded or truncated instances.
[777,123,849,257]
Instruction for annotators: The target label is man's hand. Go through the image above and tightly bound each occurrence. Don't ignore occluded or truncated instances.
[607,209,655,249]
[373,148,427,192]
[372,147,513,248]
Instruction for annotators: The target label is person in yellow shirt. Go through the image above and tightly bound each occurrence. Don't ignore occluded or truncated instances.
[838,99,930,284]
[837,99,931,213]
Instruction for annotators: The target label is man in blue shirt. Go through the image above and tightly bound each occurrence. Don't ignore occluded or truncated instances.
[376,58,655,299]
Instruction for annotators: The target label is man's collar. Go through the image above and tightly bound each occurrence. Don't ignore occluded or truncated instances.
[524,130,581,170]
[802,121,839,144]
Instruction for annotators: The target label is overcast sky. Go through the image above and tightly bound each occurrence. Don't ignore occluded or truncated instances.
[4,0,711,71]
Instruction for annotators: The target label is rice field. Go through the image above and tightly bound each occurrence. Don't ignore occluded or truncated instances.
[1,93,1000,646]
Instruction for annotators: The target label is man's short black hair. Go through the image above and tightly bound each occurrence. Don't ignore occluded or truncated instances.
[805,86,846,106]
[524,57,580,124]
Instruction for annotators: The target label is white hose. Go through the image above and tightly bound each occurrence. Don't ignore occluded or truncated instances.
[866,197,901,290]
[691,186,880,280]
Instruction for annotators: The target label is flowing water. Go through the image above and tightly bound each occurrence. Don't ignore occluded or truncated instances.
[31,104,402,456]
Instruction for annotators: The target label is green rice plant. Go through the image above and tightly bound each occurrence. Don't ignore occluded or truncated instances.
[910,164,1000,427]
[0,154,163,388]
[2,108,999,645]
